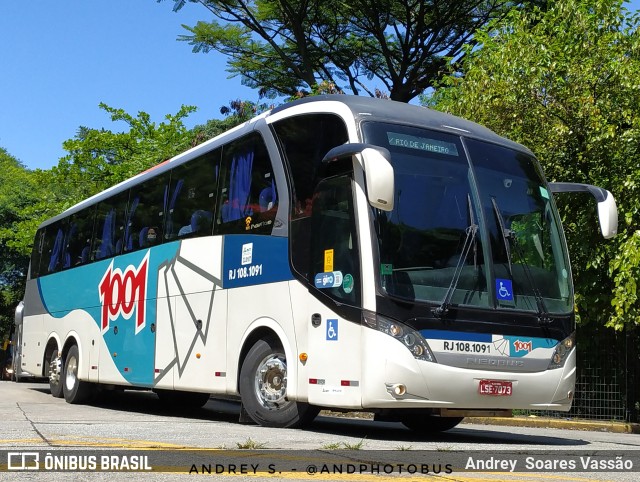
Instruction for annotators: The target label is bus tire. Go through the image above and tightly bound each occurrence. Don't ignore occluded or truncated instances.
[48,348,64,398]
[239,337,318,428]
[401,415,463,433]
[62,345,93,404]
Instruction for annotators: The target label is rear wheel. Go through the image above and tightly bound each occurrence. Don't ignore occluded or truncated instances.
[62,345,93,404]
[239,337,318,428]
[48,348,64,398]
[401,415,463,433]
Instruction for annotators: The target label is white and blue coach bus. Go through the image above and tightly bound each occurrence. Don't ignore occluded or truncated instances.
[15,96,617,431]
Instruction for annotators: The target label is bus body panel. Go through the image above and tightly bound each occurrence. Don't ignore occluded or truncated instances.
[154,236,227,393]
[21,314,44,376]
[229,282,297,396]
[289,287,363,409]
[360,327,575,410]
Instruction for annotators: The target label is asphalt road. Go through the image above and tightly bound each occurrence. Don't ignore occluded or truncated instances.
[1,380,639,481]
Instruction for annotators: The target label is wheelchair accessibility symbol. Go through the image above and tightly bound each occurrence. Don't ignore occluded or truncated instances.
[326,319,338,341]
[496,279,514,301]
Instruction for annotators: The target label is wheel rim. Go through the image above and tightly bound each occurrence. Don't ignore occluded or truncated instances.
[65,354,78,392]
[49,354,62,386]
[253,353,289,410]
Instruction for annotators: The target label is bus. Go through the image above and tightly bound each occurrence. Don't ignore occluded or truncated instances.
[15,95,617,431]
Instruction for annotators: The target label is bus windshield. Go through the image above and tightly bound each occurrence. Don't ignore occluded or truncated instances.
[363,122,573,314]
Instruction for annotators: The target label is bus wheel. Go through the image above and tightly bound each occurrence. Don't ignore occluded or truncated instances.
[401,416,463,433]
[239,337,318,428]
[48,348,64,398]
[62,345,93,404]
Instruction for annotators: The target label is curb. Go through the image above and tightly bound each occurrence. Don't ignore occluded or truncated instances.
[464,416,640,434]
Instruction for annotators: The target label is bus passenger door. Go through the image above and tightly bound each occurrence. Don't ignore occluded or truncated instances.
[292,174,363,409]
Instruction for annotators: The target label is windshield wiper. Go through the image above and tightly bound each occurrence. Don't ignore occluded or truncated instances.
[491,197,551,324]
[433,194,478,318]
[491,198,513,276]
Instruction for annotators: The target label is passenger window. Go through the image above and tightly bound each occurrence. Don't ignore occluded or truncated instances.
[30,229,45,278]
[167,150,220,240]
[64,207,96,267]
[217,133,278,235]
[43,221,67,274]
[92,190,130,260]
[128,174,169,251]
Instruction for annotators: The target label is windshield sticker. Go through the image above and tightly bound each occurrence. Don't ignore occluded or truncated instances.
[342,274,354,294]
[539,186,550,199]
[324,249,334,272]
[387,132,459,156]
[496,279,514,301]
[326,319,338,341]
[380,263,393,275]
[314,271,343,289]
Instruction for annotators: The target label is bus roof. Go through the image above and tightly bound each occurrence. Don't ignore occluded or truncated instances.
[271,95,526,152]
[40,95,530,228]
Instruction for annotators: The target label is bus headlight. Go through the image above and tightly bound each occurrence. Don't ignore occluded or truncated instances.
[362,311,435,362]
[548,332,575,369]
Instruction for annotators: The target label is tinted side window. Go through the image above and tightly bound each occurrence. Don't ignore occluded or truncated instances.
[41,220,67,274]
[217,133,278,235]
[30,229,45,278]
[167,149,220,241]
[309,175,361,306]
[128,174,169,251]
[271,114,348,219]
[92,190,130,261]
[64,206,96,267]
[271,114,349,279]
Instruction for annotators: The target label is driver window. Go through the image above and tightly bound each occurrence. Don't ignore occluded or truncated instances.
[309,175,361,306]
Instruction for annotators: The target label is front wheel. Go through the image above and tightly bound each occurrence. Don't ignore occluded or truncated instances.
[62,345,93,404]
[239,337,318,428]
[401,415,463,433]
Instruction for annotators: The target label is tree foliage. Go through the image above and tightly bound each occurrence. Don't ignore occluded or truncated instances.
[429,0,640,329]
[0,149,36,341]
[161,0,540,102]
[58,103,198,196]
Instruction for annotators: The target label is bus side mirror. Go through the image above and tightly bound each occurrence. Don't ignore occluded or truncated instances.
[322,143,395,212]
[548,182,618,239]
[14,300,24,326]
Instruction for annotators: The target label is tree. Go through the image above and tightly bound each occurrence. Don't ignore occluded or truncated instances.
[58,103,198,196]
[0,149,36,341]
[161,0,541,102]
[428,0,640,329]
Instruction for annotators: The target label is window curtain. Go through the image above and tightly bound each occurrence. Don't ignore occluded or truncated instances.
[48,228,64,272]
[225,151,254,222]
[98,209,115,259]
[164,179,183,238]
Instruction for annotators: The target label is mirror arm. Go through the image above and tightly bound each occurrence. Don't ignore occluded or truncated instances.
[322,143,391,164]
[548,182,618,239]
[548,182,609,202]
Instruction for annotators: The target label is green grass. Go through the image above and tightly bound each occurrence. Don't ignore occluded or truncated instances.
[236,438,267,449]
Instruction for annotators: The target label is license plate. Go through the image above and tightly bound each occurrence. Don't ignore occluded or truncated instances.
[479,380,512,396]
